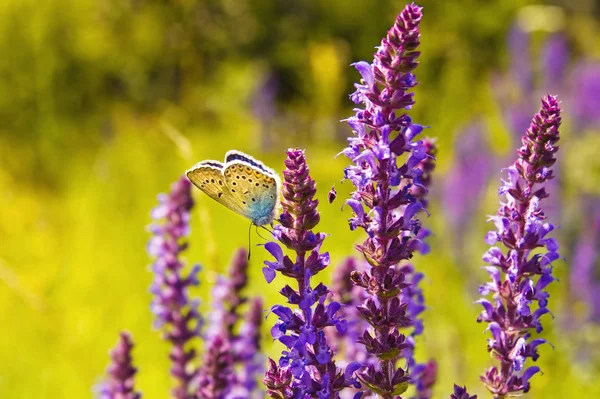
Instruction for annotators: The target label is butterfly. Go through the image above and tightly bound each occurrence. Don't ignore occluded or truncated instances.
[186,150,280,226]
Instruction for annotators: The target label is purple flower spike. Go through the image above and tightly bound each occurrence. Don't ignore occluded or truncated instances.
[329,258,374,398]
[410,360,436,399]
[98,332,142,399]
[507,22,532,94]
[570,60,600,131]
[263,359,294,399]
[204,249,265,398]
[263,149,359,398]
[478,95,561,397]
[570,206,600,323]
[197,336,234,399]
[235,297,266,398]
[443,122,493,255]
[342,4,429,397]
[408,138,436,208]
[399,140,437,399]
[206,248,250,340]
[252,71,279,150]
[542,33,569,89]
[148,177,202,399]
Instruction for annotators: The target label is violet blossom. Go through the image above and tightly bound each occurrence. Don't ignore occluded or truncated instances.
[491,23,535,140]
[494,24,562,143]
[450,385,477,399]
[570,204,600,323]
[329,257,372,399]
[252,71,279,151]
[570,60,600,132]
[205,249,250,341]
[341,3,427,397]
[408,138,436,209]
[400,138,437,399]
[148,177,203,399]
[330,257,371,369]
[492,26,566,220]
[399,264,431,399]
[98,332,142,399]
[234,297,266,397]
[507,22,532,95]
[443,122,493,257]
[203,248,265,398]
[542,33,570,91]
[410,360,436,399]
[197,336,234,399]
[477,95,561,397]
[263,149,360,398]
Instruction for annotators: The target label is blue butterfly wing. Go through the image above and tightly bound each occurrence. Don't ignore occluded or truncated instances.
[223,161,279,225]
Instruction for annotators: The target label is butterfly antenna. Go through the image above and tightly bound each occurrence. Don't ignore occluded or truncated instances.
[261,224,273,234]
[247,222,252,260]
[255,225,273,241]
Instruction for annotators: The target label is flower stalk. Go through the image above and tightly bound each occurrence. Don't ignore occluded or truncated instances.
[203,248,265,398]
[98,332,142,399]
[478,95,561,398]
[263,149,360,398]
[148,177,202,399]
[341,3,428,397]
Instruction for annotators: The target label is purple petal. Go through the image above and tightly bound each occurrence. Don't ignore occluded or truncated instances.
[263,267,276,283]
[352,61,374,87]
[265,241,283,262]
[522,366,541,383]
[345,362,362,378]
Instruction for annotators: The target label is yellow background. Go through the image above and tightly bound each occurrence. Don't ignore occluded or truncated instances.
[1,0,599,397]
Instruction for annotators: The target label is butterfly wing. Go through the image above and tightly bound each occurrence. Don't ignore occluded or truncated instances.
[225,150,274,175]
[186,161,246,215]
[223,160,279,225]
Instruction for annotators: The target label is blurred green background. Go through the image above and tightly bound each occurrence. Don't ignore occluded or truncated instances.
[1,0,600,397]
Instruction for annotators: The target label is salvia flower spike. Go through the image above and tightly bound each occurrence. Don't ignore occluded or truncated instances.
[341,3,427,397]
[98,332,142,399]
[263,149,360,398]
[148,177,203,399]
[478,95,561,398]
[202,248,265,398]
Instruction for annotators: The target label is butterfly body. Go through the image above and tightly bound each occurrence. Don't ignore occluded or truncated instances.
[186,150,280,226]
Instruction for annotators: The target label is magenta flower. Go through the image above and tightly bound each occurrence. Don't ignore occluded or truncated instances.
[443,122,493,255]
[197,336,234,399]
[329,257,373,399]
[98,332,142,399]
[570,204,600,323]
[341,3,428,397]
[205,249,250,341]
[402,138,437,399]
[411,360,437,399]
[263,149,360,398]
[478,95,561,397]
[570,60,600,131]
[542,33,570,90]
[203,248,265,398]
[235,297,266,397]
[148,177,202,399]
[507,22,532,94]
